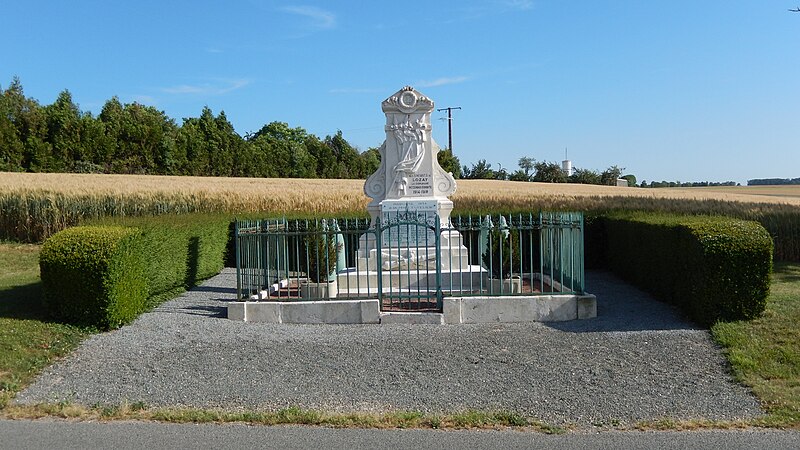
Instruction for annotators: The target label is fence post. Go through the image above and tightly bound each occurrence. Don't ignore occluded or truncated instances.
[578,213,585,293]
[375,216,383,303]
[235,220,241,300]
[435,214,443,309]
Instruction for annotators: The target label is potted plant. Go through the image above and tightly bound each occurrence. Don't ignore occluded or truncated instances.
[482,227,522,294]
[301,221,341,300]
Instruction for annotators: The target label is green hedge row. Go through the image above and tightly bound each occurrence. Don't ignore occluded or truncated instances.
[39,226,148,329]
[39,214,231,329]
[589,213,773,326]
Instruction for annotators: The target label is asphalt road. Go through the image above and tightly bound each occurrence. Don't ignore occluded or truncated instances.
[1,420,798,450]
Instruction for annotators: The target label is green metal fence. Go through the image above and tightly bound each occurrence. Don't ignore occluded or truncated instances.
[374,213,443,311]
[235,212,584,311]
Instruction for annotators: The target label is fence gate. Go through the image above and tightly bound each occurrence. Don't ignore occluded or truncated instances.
[375,214,443,312]
[235,212,586,312]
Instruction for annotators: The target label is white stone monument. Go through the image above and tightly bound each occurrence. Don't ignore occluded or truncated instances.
[355,86,471,276]
[364,86,457,224]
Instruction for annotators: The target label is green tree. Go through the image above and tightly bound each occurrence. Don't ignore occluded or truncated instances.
[177,107,240,177]
[324,131,361,178]
[1,77,52,172]
[246,136,281,177]
[0,78,26,171]
[518,156,535,179]
[600,165,625,186]
[248,122,317,178]
[286,141,317,178]
[305,136,337,178]
[360,147,381,177]
[494,163,509,181]
[462,159,495,179]
[508,169,530,182]
[100,99,177,174]
[44,90,84,171]
[508,156,535,181]
[97,97,124,170]
[249,121,309,144]
[208,109,240,176]
[621,174,637,187]
[533,160,567,183]
[437,147,462,179]
[569,168,601,184]
[178,106,238,176]
[176,117,208,175]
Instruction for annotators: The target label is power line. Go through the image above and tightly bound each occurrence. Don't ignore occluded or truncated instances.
[436,106,461,153]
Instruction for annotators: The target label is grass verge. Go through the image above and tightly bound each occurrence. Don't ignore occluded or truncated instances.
[711,261,800,428]
[0,242,88,409]
[0,403,567,433]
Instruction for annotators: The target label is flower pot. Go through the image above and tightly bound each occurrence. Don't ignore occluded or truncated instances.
[486,277,522,295]
[301,280,338,300]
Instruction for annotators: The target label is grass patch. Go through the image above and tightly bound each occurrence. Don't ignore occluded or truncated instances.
[1,403,566,432]
[0,243,88,409]
[634,418,755,431]
[712,261,800,428]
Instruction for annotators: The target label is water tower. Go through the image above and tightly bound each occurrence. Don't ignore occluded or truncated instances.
[561,148,573,176]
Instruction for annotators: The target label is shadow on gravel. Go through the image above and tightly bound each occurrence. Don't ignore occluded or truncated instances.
[187,285,237,295]
[545,270,702,333]
[184,305,227,318]
[154,304,227,318]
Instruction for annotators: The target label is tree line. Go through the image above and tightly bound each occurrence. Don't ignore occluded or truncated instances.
[0,77,385,179]
[640,180,739,188]
[461,157,630,186]
[748,178,800,186]
[1,77,642,186]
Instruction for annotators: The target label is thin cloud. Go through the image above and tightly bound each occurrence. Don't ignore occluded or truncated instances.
[329,87,384,94]
[504,0,533,11]
[415,76,469,88]
[162,79,251,95]
[281,5,336,29]
[443,1,534,23]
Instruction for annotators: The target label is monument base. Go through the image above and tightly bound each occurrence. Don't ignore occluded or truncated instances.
[336,265,486,294]
[358,197,463,265]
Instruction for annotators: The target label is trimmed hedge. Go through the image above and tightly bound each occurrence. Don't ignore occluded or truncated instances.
[40,226,148,329]
[114,215,232,302]
[40,214,231,329]
[594,213,773,326]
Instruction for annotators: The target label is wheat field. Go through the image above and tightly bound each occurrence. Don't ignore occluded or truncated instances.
[2,172,799,211]
[1,172,799,260]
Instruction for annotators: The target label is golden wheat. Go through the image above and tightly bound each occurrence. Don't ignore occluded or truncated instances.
[3,172,800,209]
[1,172,798,260]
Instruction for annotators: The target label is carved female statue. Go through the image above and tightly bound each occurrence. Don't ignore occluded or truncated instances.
[390,117,426,196]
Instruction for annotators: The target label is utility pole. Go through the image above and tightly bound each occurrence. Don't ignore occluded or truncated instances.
[436,106,461,152]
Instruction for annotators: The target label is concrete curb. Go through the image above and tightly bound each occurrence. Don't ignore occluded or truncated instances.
[229,293,596,324]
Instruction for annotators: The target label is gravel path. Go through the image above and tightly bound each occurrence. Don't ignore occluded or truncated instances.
[15,269,763,426]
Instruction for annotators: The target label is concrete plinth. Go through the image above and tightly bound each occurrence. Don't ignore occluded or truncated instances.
[380,312,444,324]
[443,293,597,324]
[229,299,380,324]
[336,265,485,295]
[229,293,596,325]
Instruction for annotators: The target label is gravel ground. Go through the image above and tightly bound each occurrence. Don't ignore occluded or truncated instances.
[15,269,763,426]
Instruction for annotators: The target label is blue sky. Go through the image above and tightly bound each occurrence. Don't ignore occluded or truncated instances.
[2,1,798,184]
